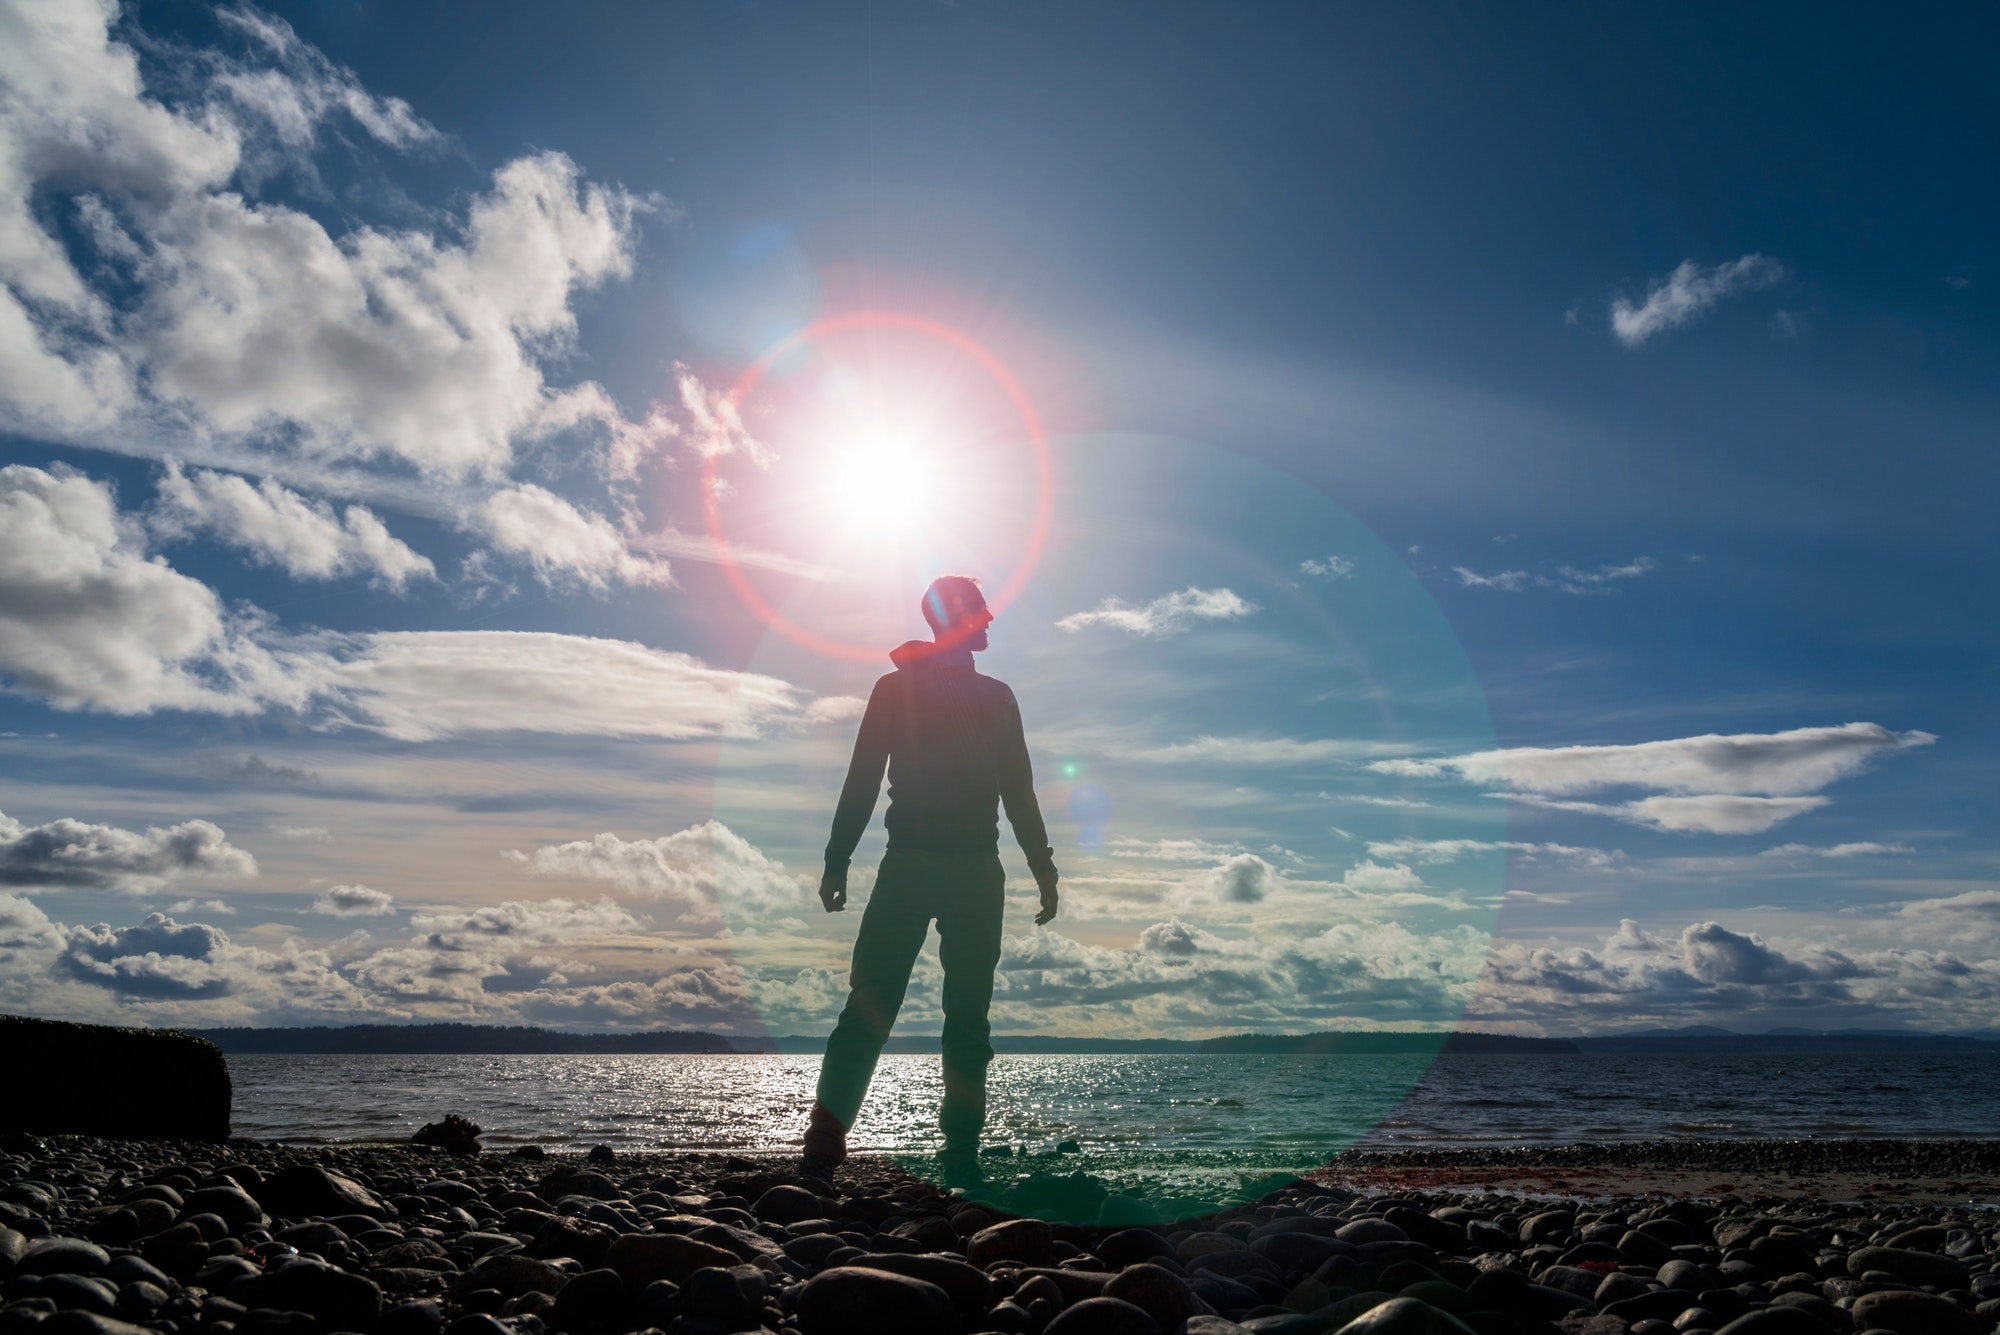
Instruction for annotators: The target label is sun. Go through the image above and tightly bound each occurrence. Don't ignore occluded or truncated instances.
[824,426,937,536]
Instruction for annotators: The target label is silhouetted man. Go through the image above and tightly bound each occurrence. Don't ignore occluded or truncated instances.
[802,575,1059,1184]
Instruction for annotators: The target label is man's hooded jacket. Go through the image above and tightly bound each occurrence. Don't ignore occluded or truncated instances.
[823,638,1057,881]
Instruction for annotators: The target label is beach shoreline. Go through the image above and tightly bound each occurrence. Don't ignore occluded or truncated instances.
[5,1132,1997,1333]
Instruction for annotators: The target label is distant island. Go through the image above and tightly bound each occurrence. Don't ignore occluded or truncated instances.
[184,1022,2000,1056]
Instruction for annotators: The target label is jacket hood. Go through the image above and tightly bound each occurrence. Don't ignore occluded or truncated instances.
[890,639,975,669]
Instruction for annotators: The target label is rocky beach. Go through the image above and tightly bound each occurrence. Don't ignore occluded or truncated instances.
[2,1134,1997,1335]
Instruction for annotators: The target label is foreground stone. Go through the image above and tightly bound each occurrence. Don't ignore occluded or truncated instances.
[3,1134,2000,1335]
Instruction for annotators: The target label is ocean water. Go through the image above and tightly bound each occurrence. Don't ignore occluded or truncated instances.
[229,1050,2000,1178]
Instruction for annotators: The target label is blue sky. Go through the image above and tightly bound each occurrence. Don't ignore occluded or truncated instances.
[0,0,1994,1037]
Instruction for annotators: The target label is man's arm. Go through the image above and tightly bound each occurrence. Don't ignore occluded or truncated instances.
[820,678,894,910]
[996,689,1060,924]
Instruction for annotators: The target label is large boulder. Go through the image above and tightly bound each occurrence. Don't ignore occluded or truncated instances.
[0,1015,229,1141]
[794,1267,953,1334]
[252,1164,386,1221]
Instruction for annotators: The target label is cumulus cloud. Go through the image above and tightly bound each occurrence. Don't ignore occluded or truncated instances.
[1610,254,1787,347]
[0,806,255,892]
[991,919,1490,1032]
[59,913,237,998]
[1299,556,1353,579]
[0,467,849,736]
[504,821,807,918]
[1058,587,1258,637]
[311,883,394,916]
[471,483,672,590]
[152,462,434,589]
[1454,916,2000,1033]
[0,0,654,479]
[0,465,323,714]
[1337,861,1428,896]
[1206,853,1278,904]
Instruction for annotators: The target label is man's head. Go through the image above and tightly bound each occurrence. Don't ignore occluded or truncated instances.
[922,574,993,652]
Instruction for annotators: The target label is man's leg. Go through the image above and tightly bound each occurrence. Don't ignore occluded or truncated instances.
[813,850,931,1139]
[935,852,1006,1156]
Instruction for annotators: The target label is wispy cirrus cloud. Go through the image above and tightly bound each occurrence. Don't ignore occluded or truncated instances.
[1610,254,1787,347]
[1453,557,1656,595]
[1058,586,1258,637]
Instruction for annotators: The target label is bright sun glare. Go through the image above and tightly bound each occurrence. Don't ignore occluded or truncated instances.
[827,428,936,534]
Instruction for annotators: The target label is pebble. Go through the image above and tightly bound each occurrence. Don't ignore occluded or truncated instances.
[0,1136,1996,1335]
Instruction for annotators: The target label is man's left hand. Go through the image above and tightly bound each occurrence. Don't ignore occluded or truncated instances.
[1034,870,1059,925]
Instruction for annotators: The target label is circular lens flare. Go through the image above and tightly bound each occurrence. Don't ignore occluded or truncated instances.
[703,311,1053,662]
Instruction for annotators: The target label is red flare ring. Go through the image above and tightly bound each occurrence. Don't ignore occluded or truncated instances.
[701,310,1054,662]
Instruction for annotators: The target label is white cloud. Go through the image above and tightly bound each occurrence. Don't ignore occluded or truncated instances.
[1762,841,1913,858]
[0,0,655,480]
[471,483,672,590]
[1365,838,1623,869]
[1375,724,1931,836]
[1337,860,1426,894]
[1453,567,1530,591]
[1299,556,1353,579]
[1057,587,1258,637]
[0,477,847,738]
[311,883,394,916]
[1514,792,1835,836]
[1453,558,1656,595]
[1549,557,1656,594]
[211,7,440,153]
[1116,735,1403,767]
[670,362,770,467]
[0,805,256,891]
[1610,254,1787,347]
[326,631,823,742]
[167,898,234,915]
[1373,723,1934,797]
[152,462,434,589]
[276,825,332,842]
[0,464,322,714]
[1205,853,1277,904]
[1110,836,1299,864]
[504,820,807,918]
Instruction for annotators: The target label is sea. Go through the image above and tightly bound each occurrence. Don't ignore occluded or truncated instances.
[230,1050,2000,1199]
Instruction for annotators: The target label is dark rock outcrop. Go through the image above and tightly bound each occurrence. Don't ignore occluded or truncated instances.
[0,1016,229,1141]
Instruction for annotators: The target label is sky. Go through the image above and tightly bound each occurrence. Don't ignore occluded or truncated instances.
[0,0,1995,1039]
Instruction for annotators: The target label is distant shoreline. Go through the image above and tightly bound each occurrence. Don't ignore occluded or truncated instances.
[184,1021,2000,1056]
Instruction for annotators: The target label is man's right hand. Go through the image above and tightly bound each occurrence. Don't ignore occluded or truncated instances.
[818,872,847,913]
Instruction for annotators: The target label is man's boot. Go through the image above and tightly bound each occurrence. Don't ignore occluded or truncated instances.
[937,1142,984,1188]
[800,1100,847,1182]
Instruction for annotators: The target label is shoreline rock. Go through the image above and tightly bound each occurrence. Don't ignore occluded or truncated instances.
[0,1017,229,1143]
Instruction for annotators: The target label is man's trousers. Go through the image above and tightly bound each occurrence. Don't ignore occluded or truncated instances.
[813,847,1006,1149]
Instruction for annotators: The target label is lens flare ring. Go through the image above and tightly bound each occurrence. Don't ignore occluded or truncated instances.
[701,310,1054,661]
